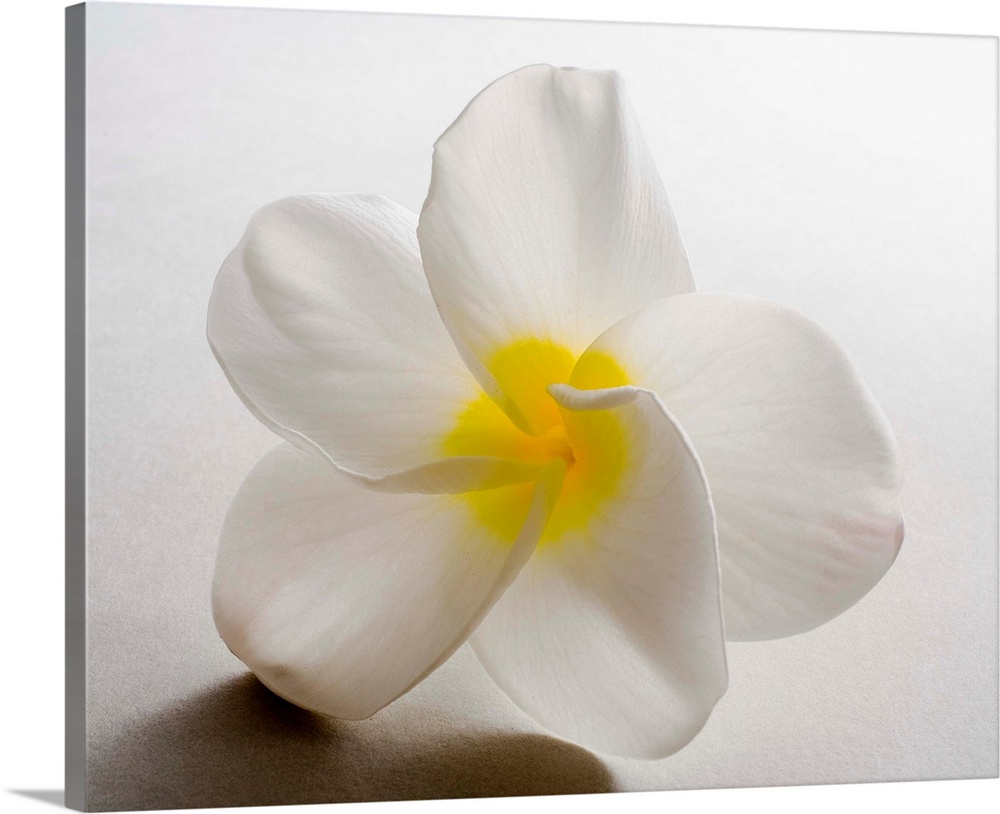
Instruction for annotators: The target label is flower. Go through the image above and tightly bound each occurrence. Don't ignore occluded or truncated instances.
[207,64,903,760]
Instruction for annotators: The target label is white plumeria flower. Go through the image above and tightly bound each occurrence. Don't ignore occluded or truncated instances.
[207,64,903,760]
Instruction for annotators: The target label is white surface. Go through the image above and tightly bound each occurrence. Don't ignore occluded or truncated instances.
[5,1,995,811]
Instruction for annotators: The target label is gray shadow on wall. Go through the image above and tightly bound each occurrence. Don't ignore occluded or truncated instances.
[8,791,66,808]
[87,674,615,810]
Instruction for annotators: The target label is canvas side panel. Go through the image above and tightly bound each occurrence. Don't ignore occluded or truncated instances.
[65,3,87,811]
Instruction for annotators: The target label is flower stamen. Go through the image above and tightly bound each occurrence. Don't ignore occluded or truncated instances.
[542,424,576,467]
[442,339,630,546]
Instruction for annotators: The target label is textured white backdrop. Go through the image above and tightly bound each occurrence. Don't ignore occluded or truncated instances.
[80,3,996,809]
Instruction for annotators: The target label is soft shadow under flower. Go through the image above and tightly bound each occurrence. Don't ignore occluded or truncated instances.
[86,673,615,811]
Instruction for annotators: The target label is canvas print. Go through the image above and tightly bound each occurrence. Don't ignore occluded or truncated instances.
[66,3,998,811]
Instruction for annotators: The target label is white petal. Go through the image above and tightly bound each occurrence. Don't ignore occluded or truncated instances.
[362,455,541,494]
[581,293,904,641]
[471,385,727,759]
[213,443,565,719]
[418,65,693,417]
[208,194,477,478]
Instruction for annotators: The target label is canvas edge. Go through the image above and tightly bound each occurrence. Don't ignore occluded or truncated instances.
[66,3,87,811]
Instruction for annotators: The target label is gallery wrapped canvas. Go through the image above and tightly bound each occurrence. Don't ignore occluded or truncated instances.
[65,2,998,811]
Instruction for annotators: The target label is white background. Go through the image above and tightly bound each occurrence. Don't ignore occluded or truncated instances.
[2,1,999,814]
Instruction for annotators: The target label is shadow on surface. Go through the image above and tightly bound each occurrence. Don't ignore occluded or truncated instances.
[88,674,613,810]
[8,791,65,808]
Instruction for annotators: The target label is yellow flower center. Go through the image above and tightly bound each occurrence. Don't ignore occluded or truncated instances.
[443,338,629,546]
